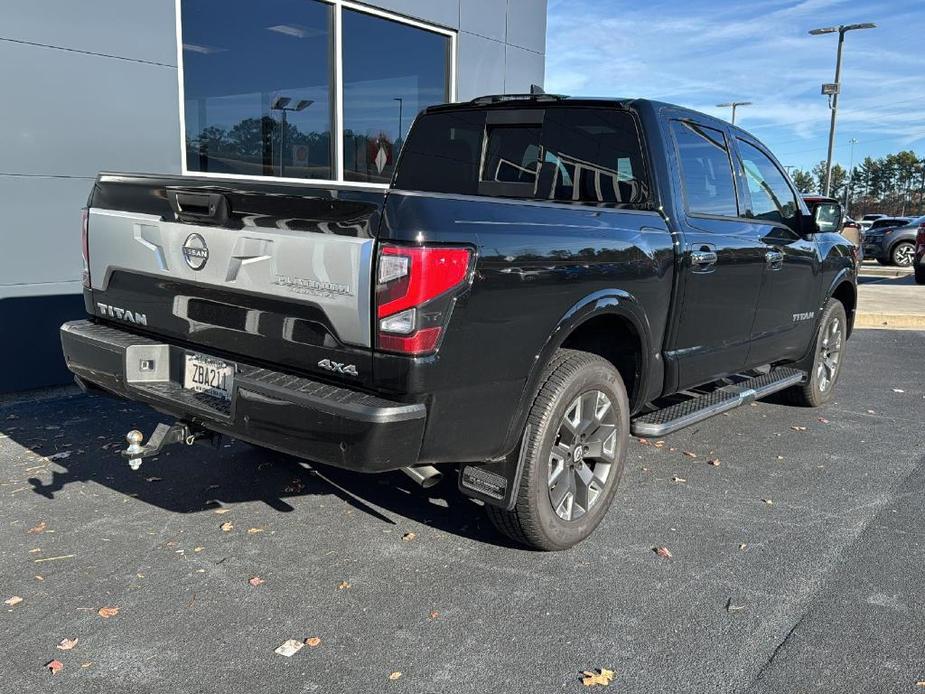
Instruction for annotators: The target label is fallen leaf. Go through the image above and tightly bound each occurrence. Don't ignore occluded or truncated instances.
[790,426,807,432]
[653,440,665,448]
[304,637,321,647]
[248,576,265,587]
[337,581,351,590]
[867,409,876,414]
[915,680,925,688]
[671,475,687,483]
[27,521,47,534]
[682,451,697,458]
[402,532,416,542]
[34,554,75,563]
[46,659,64,675]
[638,438,650,446]
[193,547,205,553]
[739,543,748,551]
[34,576,44,581]
[762,499,774,505]
[707,459,721,466]
[274,639,304,657]
[726,598,745,612]
[213,508,231,515]
[654,546,672,560]
[97,607,119,618]
[220,522,234,532]
[389,672,402,681]
[81,662,93,668]
[247,528,265,535]
[429,610,439,619]
[582,668,616,686]
[817,417,830,424]
[4,596,23,606]
[57,638,78,651]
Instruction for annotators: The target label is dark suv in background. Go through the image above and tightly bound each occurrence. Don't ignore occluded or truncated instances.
[863,216,918,266]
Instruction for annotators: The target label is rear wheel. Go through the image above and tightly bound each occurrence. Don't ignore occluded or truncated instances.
[786,300,847,407]
[486,349,629,551]
[892,241,915,267]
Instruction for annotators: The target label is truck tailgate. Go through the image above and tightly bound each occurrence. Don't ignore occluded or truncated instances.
[85,174,384,386]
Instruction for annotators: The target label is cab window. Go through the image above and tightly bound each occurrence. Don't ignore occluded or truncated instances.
[671,121,739,217]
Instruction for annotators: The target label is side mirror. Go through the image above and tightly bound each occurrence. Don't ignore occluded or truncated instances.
[807,201,844,234]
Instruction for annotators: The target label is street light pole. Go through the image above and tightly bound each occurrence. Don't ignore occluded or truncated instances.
[716,101,752,125]
[394,97,404,145]
[809,23,876,197]
[845,137,857,214]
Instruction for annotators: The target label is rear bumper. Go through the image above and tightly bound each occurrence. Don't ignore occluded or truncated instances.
[60,320,426,472]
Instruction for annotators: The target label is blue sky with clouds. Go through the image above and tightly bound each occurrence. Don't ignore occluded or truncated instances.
[545,0,925,172]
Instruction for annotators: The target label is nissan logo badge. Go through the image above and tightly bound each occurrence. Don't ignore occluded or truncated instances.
[182,233,209,271]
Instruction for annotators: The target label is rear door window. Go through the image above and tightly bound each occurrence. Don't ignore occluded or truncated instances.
[671,121,739,217]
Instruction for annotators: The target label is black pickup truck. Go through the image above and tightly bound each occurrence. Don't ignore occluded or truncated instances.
[60,95,857,550]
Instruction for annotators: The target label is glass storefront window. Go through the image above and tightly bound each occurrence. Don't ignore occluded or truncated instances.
[341,9,451,184]
[181,0,334,179]
[180,1,452,185]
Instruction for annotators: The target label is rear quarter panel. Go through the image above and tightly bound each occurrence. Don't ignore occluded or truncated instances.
[377,191,674,463]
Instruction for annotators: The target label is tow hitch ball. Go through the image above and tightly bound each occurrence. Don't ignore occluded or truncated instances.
[121,421,217,470]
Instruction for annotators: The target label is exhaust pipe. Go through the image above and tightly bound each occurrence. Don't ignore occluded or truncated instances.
[401,465,443,489]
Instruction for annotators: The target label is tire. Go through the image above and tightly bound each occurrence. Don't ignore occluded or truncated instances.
[486,349,629,551]
[786,300,847,407]
[915,266,925,285]
[891,241,915,268]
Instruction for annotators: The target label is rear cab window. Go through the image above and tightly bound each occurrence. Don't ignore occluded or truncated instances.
[393,105,650,207]
[670,120,739,218]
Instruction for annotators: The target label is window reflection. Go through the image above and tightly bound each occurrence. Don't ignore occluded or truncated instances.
[182,0,334,179]
[342,9,450,184]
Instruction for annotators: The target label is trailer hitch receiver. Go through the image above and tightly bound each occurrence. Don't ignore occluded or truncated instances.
[121,421,216,470]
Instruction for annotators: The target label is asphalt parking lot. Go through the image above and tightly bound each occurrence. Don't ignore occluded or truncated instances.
[1,328,923,693]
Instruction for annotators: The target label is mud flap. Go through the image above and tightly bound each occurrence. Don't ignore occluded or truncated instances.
[457,425,531,510]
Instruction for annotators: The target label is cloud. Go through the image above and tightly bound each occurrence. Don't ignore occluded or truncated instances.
[545,0,925,167]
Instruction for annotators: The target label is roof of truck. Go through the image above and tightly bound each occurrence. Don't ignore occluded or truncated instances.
[424,94,736,132]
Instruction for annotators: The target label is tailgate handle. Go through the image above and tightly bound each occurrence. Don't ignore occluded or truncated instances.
[168,190,229,225]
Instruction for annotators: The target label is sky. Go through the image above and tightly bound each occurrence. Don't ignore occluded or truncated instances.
[544,0,925,173]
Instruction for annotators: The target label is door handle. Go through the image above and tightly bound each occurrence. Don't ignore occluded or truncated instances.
[765,249,784,270]
[691,250,718,268]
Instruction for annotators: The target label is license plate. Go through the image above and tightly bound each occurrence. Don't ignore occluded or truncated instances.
[183,353,234,401]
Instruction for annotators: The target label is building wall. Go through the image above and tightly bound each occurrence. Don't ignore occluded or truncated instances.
[0,0,547,392]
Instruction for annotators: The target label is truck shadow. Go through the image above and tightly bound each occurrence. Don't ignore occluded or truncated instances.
[4,392,516,549]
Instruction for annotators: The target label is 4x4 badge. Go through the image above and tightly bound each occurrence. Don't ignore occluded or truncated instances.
[318,359,359,377]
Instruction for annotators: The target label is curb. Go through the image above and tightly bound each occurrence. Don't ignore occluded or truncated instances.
[855,313,925,330]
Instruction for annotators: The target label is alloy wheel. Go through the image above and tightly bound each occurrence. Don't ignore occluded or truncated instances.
[894,243,914,267]
[817,314,843,392]
[547,390,618,521]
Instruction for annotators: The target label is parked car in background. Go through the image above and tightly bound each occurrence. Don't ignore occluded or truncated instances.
[863,216,919,266]
[859,213,888,231]
[915,223,925,285]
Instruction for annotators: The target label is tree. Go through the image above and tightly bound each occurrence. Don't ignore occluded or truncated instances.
[811,161,847,199]
[791,169,815,193]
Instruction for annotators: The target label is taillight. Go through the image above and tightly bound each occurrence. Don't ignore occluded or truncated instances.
[916,224,925,248]
[81,208,90,288]
[375,244,472,356]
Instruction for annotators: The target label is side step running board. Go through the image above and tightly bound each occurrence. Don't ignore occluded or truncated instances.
[631,367,805,437]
